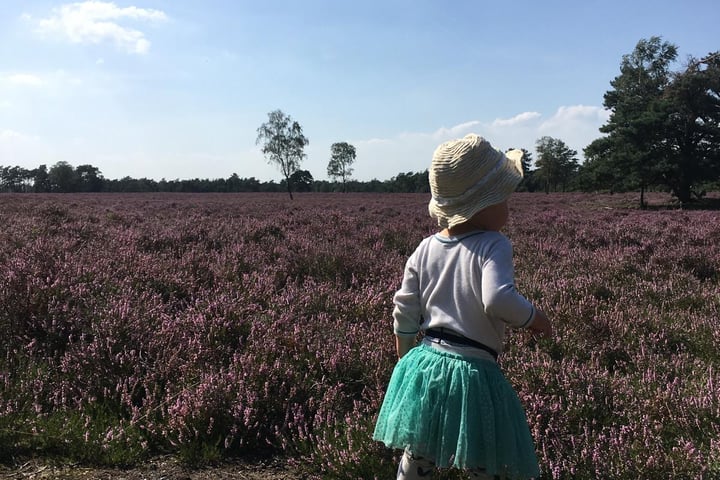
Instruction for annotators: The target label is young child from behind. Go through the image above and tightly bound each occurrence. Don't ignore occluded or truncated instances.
[373,134,552,480]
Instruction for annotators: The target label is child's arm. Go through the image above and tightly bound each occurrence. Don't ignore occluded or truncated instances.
[482,235,550,332]
[393,251,423,359]
[395,335,416,359]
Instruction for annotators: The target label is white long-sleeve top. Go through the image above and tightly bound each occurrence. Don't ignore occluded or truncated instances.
[393,230,535,355]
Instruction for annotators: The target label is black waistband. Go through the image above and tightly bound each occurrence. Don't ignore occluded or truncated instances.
[424,328,499,360]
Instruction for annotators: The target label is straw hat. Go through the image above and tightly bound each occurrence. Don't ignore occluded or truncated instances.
[428,134,524,229]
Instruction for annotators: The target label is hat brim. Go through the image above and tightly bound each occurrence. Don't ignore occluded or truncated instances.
[429,149,524,229]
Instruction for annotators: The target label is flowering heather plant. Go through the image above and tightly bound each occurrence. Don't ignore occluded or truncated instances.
[0,192,718,479]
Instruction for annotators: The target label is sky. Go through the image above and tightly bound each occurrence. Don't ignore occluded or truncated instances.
[1,1,718,182]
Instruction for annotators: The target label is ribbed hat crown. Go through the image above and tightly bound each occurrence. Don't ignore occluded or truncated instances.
[428,134,523,228]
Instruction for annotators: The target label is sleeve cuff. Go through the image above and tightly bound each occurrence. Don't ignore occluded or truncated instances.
[518,305,536,329]
[394,329,419,337]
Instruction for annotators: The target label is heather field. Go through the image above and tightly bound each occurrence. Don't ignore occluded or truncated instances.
[1,192,719,479]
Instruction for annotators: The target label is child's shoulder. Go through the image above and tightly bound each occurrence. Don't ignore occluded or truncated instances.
[474,230,508,241]
[441,229,509,243]
[459,230,511,250]
[422,230,511,250]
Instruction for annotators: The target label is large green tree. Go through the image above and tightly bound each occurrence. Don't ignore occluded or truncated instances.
[256,109,309,200]
[327,142,356,192]
[534,136,579,192]
[653,52,720,203]
[596,37,677,207]
[585,37,720,207]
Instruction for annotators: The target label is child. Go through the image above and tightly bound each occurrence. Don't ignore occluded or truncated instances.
[373,134,552,480]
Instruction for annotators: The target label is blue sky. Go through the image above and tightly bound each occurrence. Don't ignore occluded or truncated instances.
[1,1,718,182]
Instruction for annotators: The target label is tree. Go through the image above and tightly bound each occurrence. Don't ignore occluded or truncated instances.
[48,161,77,192]
[256,109,309,199]
[226,173,242,192]
[579,136,632,193]
[534,137,579,192]
[587,37,678,207]
[289,169,314,192]
[0,166,10,192]
[652,52,720,203]
[327,142,356,192]
[32,165,51,192]
[75,164,104,192]
[588,38,720,206]
[0,166,32,192]
[388,171,430,193]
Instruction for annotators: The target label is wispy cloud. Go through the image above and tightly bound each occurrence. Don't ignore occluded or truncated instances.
[539,105,610,132]
[430,120,483,140]
[0,129,27,141]
[350,105,609,179]
[535,105,610,156]
[0,129,43,145]
[28,1,168,55]
[1,70,83,91]
[3,73,46,87]
[492,111,542,127]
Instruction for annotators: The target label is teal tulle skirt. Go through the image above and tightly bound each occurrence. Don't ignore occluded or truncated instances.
[373,343,540,479]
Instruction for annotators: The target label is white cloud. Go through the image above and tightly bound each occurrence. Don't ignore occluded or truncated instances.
[535,105,610,157]
[0,130,43,146]
[491,111,541,127]
[349,105,610,180]
[4,73,46,87]
[539,105,610,132]
[1,70,84,94]
[29,1,168,55]
[0,129,27,141]
[430,120,482,140]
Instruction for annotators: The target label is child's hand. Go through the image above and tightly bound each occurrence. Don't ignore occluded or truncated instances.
[528,308,552,338]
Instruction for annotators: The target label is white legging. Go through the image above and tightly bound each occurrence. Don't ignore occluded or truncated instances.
[397,449,502,480]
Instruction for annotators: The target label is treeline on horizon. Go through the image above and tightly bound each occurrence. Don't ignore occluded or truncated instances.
[2,152,719,196]
[0,162,436,194]
[0,158,576,195]
[2,37,719,205]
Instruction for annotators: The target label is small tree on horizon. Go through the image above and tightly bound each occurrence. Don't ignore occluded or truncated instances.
[535,137,579,193]
[256,109,309,200]
[327,142,356,192]
[289,169,314,192]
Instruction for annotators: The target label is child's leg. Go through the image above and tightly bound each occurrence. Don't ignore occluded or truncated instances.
[397,449,435,479]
